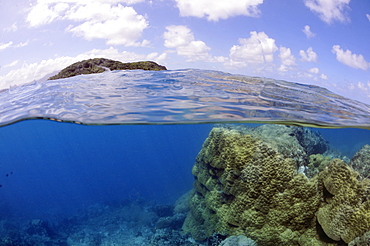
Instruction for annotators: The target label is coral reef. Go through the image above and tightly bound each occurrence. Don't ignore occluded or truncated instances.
[0,199,198,246]
[183,125,323,245]
[350,145,370,180]
[48,58,167,80]
[307,154,332,177]
[348,231,370,246]
[317,159,370,243]
[219,235,257,246]
[183,124,370,246]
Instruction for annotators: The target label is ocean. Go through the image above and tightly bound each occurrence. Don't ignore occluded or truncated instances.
[0,69,369,245]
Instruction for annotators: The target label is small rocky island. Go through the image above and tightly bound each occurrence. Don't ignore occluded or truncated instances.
[48,58,167,80]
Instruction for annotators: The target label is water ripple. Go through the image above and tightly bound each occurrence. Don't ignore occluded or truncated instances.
[0,69,369,128]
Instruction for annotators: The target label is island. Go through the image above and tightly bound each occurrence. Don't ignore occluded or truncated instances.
[48,58,167,80]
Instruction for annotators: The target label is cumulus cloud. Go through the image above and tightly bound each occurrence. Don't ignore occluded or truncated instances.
[0,47,167,90]
[26,0,148,46]
[332,45,370,70]
[175,0,263,21]
[367,14,370,21]
[320,74,328,80]
[304,0,351,24]
[278,47,296,72]
[164,25,211,61]
[229,31,278,66]
[308,67,320,74]
[302,25,315,38]
[299,47,318,62]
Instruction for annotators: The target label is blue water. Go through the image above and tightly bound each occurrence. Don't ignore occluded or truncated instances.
[0,69,370,244]
[0,120,211,222]
[1,120,369,224]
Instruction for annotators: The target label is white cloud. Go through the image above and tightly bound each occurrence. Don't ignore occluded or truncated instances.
[332,45,370,70]
[229,31,278,66]
[14,41,29,48]
[320,74,328,80]
[164,25,194,48]
[304,0,351,24]
[302,25,315,38]
[299,47,318,62]
[175,0,263,21]
[367,14,370,21]
[164,25,211,61]
[0,42,13,51]
[27,2,62,27]
[278,47,296,72]
[0,41,28,51]
[3,23,18,32]
[0,47,167,90]
[357,81,368,91]
[308,67,320,74]
[3,60,19,68]
[346,81,370,103]
[26,0,148,46]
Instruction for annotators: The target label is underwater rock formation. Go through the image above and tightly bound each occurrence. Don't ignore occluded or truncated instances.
[48,58,167,80]
[182,124,370,246]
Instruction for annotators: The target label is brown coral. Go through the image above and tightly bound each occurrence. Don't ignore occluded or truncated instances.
[350,145,370,180]
[183,124,370,245]
[183,125,323,245]
[317,159,370,243]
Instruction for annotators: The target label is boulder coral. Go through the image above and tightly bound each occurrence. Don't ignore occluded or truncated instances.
[183,125,323,245]
[183,124,370,246]
[349,231,370,246]
[350,145,370,180]
[317,159,370,243]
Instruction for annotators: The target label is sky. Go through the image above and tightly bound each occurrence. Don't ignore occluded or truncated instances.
[0,0,369,103]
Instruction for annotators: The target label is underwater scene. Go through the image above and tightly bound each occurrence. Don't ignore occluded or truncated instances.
[0,69,370,246]
[1,1,370,245]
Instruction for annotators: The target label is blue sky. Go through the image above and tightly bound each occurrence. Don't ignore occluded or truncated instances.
[0,0,369,103]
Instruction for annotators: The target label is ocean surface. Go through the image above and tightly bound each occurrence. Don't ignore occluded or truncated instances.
[0,69,370,245]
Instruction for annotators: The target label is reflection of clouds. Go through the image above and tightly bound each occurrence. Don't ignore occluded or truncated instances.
[1,69,370,127]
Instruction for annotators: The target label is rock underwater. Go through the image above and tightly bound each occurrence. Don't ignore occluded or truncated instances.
[48,58,167,80]
[182,124,370,246]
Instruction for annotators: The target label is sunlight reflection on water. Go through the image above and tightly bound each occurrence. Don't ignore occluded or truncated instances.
[0,69,369,128]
